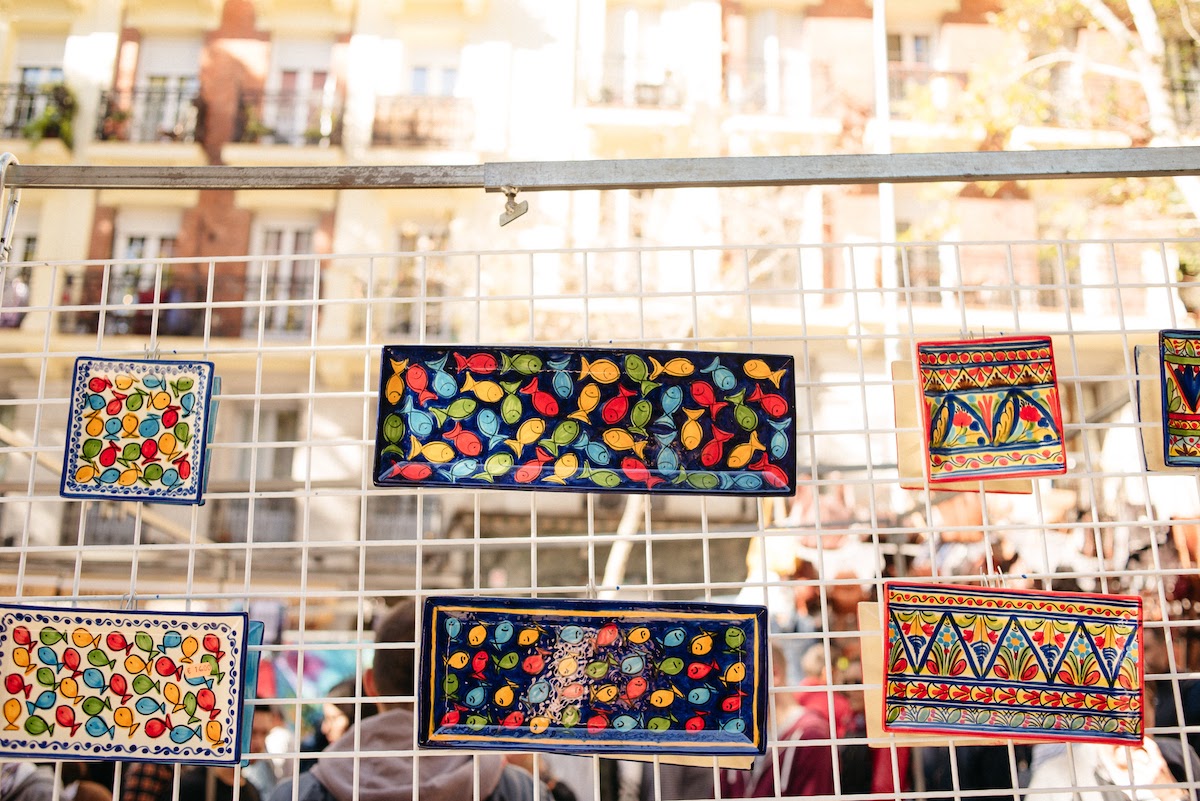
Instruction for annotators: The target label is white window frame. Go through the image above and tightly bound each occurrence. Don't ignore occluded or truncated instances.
[246,214,319,337]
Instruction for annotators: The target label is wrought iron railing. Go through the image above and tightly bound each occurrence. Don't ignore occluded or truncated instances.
[0,84,63,140]
[95,86,203,143]
[236,89,343,146]
[588,55,685,108]
[370,95,474,149]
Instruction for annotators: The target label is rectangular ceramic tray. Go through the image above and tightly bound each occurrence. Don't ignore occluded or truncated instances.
[883,582,1142,744]
[1159,329,1200,467]
[60,357,216,505]
[917,336,1067,483]
[374,346,796,495]
[418,596,768,756]
[0,605,250,764]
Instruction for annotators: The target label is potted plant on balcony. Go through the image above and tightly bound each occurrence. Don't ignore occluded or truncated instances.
[1178,248,1200,318]
[22,83,77,148]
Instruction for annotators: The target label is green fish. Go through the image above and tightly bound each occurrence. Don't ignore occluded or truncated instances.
[132,675,160,695]
[173,422,191,445]
[629,400,653,433]
[503,353,543,375]
[660,657,685,675]
[39,628,64,646]
[465,714,488,731]
[539,420,580,456]
[647,717,673,731]
[35,668,56,688]
[82,696,112,717]
[496,652,519,670]
[479,452,515,482]
[121,443,141,462]
[87,649,114,669]
[443,674,459,696]
[501,393,523,425]
[431,398,477,426]
[183,691,198,722]
[200,654,224,683]
[624,354,648,383]
[383,413,405,445]
[585,659,610,679]
[581,463,622,489]
[734,404,758,432]
[23,715,52,736]
[126,392,144,412]
[725,627,746,650]
[82,439,103,460]
[685,471,720,490]
[144,464,164,482]
[561,706,581,728]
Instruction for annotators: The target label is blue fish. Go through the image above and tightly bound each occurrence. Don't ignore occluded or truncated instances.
[181,393,196,415]
[721,718,746,733]
[137,414,161,438]
[548,357,574,399]
[768,418,791,459]
[399,397,435,438]
[663,628,686,648]
[718,472,764,491]
[525,680,550,704]
[446,618,462,639]
[438,458,479,483]
[575,431,611,466]
[476,409,505,450]
[612,714,642,732]
[493,621,514,646]
[143,375,163,388]
[37,646,62,672]
[660,385,684,416]
[619,654,645,675]
[160,631,183,653]
[656,448,680,477]
[653,430,677,448]
[428,355,458,399]
[688,687,713,705]
[701,357,737,391]
[183,674,214,689]
[463,686,488,708]
[82,668,106,690]
[135,698,166,716]
[169,724,202,744]
[103,418,122,438]
[559,625,585,644]
[85,716,114,739]
[26,690,56,716]
[87,393,105,410]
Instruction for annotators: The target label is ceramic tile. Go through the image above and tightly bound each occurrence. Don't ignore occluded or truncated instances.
[883,583,1143,744]
[1159,330,1200,466]
[0,605,250,763]
[374,346,796,495]
[418,596,767,756]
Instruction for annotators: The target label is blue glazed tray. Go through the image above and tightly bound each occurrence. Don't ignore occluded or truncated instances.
[418,596,768,756]
[1159,329,1200,466]
[373,346,796,495]
[0,604,251,764]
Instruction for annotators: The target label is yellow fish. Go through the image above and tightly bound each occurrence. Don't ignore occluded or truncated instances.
[205,721,223,747]
[680,408,705,450]
[518,627,541,647]
[85,415,104,437]
[602,428,648,460]
[59,677,82,705]
[744,359,785,388]
[494,684,516,707]
[447,651,469,669]
[468,624,488,646]
[727,431,766,469]
[649,688,680,708]
[723,661,746,684]
[690,633,714,656]
[71,628,99,649]
[580,357,621,384]
[121,413,139,435]
[557,657,578,677]
[461,372,504,403]
[113,706,138,737]
[125,655,152,675]
[592,684,619,703]
[545,452,579,485]
[628,626,651,644]
[529,716,551,734]
[505,418,546,458]
[568,383,603,422]
[408,436,455,463]
[649,356,695,380]
[384,358,408,404]
[114,374,135,391]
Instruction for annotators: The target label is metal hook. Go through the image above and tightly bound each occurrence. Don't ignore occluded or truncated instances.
[498,185,528,227]
[144,342,162,362]
[0,153,22,265]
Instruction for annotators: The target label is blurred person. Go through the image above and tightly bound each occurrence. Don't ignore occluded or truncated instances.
[795,644,853,738]
[1,761,56,801]
[269,599,544,801]
[120,763,259,801]
[319,678,378,745]
[722,643,835,798]
[920,744,1031,801]
[245,706,284,798]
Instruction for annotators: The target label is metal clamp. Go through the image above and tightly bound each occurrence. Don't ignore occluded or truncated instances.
[0,153,21,265]
[498,185,528,227]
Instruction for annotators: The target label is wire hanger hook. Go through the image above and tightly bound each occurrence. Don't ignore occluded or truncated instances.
[498,185,528,227]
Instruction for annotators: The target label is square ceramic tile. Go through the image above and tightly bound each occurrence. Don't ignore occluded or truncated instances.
[60,358,215,504]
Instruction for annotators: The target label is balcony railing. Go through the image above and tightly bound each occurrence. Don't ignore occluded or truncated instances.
[236,90,343,147]
[371,95,473,149]
[0,84,64,140]
[96,87,203,143]
[888,64,968,122]
[588,56,685,109]
[724,59,840,118]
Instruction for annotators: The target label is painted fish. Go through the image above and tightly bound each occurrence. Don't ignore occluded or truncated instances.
[505,419,546,458]
[575,431,612,465]
[430,397,477,426]
[727,431,767,470]
[629,399,653,434]
[461,372,504,403]
[408,436,456,464]
[680,408,705,451]
[568,383,603,423]
[406,364,436,404]
[453,352,498,375]
[579,357,620,384]
[601,428,648,460]
[539,420,581,457]
[701,357,737,391]
[600,386,637,425]
[427,354,458,399]
[476,409,506,450]
[743,359,786,388]
[443,421,482,456]
[748,384,790,418]
[514,448,554,484]
[690,381,727,418]
[384,358,408,404]
[621,456,665,490]
[718,472,764,492]
[399,397,435,438]
[502,353,543,375]
[547,357,574,399]
[649,356,695,380]
[520,377,559,417]
[749,451,789,489]
[768,417,791,459]
[580,462,622,489]
[700,426,735,468]
[477,452,514,481]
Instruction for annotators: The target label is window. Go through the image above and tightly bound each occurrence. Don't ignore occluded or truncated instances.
[410,66,457,97]
[887,31,933,110]
[130,37,201,142]
[1167,38,1200,129]
[374,226,449,337]
[105,209,181,336]
[244,219,318,336]
[264,39,338,144]
[600,5,677,106]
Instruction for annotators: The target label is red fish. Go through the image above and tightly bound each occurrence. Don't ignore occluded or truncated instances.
[106,632,131,654]
[443,422,482,456]
[4,673,30,698]
[62,648,81,676]
[520,378,559,417]
[685,713,707,732]
[748,385,789,418]
[441,707,461,726]
[88,377,112,393]
[700,427,734,468]
[624,677,648,700]
[562,683,585,699]
[144,718,169,738]
[154,657,181,680]
[721,692,746,712]
[587,714,609,734]
[522,653,546,674]
[471,650,489,678]
[596,622,620,647]
[749,452,788,489]
[690,380,728,418]
[406,365,436,404]
[453,352,498,374]
[202,634,225,660]
[109,673,131,705]
[501,711,526,728]
[383,462,434,482]
[600,386,637,425]
[620,456,665,490]
[514,448,553,484]
[686,660,720,680]
[55,705,81,736]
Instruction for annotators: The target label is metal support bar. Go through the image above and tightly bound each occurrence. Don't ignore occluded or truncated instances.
[5,146,1200,191]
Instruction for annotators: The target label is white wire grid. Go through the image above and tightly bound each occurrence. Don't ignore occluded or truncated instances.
[0,235,1198,801]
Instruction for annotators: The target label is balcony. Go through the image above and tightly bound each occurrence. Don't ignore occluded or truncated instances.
[588,56,685,109]
[0,83,69,142]
[95,86,203,143]
[236,90,343,147]
[888,64,968,122]
[371,95,473,149]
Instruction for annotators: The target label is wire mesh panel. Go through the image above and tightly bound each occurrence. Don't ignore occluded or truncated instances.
[0,232,1198,801]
